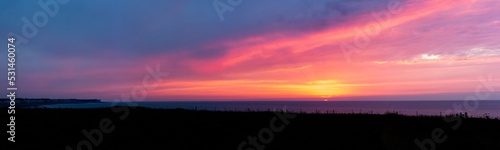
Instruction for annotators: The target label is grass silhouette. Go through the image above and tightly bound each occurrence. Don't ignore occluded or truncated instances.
[2,107,500,150]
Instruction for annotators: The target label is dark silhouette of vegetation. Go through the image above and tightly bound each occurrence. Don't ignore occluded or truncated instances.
[2,108,499,150]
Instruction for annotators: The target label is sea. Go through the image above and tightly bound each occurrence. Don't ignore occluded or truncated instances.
[41,100,500,118]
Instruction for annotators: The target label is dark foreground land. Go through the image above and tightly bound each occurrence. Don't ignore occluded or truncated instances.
[2,108,500,150]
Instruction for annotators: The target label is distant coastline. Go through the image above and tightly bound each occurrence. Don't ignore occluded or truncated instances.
[0,98,101,108]
[39,100,500,118]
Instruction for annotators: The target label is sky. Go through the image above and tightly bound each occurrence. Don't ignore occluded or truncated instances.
[1,0,500,101]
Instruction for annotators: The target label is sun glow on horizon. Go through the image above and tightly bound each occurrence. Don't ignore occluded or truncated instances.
[12,0,500,101]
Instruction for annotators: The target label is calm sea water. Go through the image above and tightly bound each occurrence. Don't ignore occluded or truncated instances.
[42,101,500,118]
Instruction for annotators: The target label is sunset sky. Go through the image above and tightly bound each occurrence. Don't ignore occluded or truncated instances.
[1,0,500,101]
